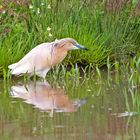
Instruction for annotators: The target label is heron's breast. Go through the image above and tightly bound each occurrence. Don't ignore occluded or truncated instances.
[50,50,67,66]
[35,49,67,69]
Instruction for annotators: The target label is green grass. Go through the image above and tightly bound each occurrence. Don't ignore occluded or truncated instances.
[0,0,140,74]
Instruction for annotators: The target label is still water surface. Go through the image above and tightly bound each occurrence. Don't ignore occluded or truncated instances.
[0,76,140,140]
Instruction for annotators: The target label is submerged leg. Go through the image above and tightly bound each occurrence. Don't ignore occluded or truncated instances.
[49,108,54,117]
[36,69,49,81]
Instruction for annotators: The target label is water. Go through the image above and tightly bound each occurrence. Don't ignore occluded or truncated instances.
[0,76,140,140]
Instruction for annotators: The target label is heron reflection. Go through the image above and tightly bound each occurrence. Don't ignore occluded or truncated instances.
[10,81,87,116]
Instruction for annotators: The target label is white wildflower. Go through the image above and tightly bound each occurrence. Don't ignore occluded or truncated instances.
[87,89,91,92]
[41,2,45,6]
[29,5,33,9]
[48,33,52,37]
[37,8,40,14]
[2,10,6,14]
[47,27,51,31]
[47,4,51,9]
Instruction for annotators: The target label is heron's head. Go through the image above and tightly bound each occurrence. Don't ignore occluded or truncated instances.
[53,38,88,51]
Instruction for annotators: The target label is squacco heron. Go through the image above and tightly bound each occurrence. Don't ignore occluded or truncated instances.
[8,38,87,79]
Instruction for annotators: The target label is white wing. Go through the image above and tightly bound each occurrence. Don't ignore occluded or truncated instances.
[8,42,53,75]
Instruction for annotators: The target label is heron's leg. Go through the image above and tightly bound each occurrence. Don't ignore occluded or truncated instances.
[49,108,54,117]
[36,69,49,80]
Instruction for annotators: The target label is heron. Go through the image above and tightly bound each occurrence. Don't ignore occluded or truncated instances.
[8,38,87,79]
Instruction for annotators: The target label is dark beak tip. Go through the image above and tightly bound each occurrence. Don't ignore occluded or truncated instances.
[75,44,89,50]
[84,48,89,50]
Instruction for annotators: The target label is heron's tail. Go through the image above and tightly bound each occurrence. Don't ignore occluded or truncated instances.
[8,63,29,75]
[8,63,18,69]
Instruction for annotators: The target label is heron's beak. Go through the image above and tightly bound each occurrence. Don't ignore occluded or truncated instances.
[75,44,88,50]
